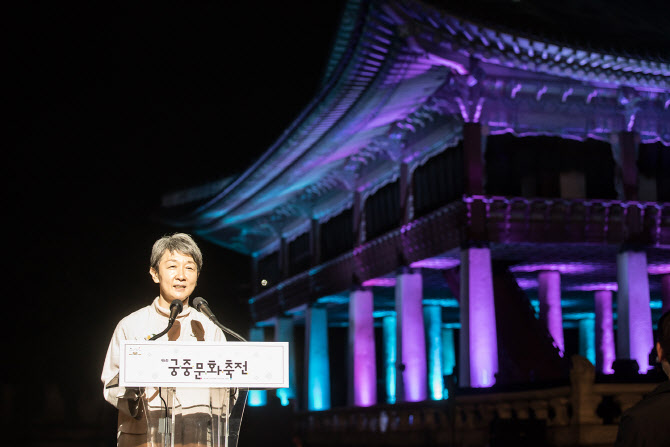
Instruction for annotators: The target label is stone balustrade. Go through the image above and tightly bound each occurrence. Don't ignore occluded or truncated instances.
[295,355,660,447]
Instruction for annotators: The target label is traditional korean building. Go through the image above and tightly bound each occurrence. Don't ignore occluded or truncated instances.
[162,1,670,445]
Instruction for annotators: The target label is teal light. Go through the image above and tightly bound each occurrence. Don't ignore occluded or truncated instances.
[579,317,596,366]
[277,391,290,407]
[275,317,296,407]
[383,314,397,404]
[424,298,459,308]
[424,306,444,400]
[530,299,540,316]
[248,390,267,407]
[316,294,350,305]
[248,326,267,407]
[441,327,456,399]
[310,381,325,410]
[307,306,331,411]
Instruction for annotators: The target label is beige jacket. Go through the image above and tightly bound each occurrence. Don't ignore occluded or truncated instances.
[101,298,226,437]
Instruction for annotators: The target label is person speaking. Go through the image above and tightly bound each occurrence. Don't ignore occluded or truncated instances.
[101,233,228,447]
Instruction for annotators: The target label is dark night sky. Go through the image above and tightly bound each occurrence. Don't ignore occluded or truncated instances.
[7,1,346,391]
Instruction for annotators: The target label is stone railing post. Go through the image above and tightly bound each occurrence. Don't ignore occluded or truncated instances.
[570,354,600,426]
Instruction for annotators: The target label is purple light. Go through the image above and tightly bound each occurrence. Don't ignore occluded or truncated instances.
[626,114,636,132]
[648,264,670,275]
[562,88,573,103]
[570,282,618,292]
[616,251,653,373]
[538,271,564,353]
[425,53,468,75]
[473,97,485,122]
[515,278,539,290]
[455,97,469,122]
[410,257,460,270]
[460,248,498,388]
[362,277,396,287]
[587,90,598,103]
[349,289,377,407]
[510,263,597,274]
[396,272,427,401]
[595,290,616,374]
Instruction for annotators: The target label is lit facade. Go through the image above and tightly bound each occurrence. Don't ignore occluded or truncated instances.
[163,0,670,421]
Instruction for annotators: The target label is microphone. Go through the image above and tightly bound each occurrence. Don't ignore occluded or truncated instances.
[192,297,216,322]
[149,299,184,341]
[168,299,183,325]
[192,297,247,342]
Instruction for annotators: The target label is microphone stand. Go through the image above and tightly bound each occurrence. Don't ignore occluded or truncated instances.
[191,297,248,443]
[148,299,183,447]
[212,320,247,343]
[149,300,183,341]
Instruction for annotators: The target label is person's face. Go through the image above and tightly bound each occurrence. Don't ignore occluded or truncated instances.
[150,250,198,308]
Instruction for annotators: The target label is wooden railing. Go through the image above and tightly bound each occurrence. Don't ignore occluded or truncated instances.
[250,196,670,323]
[465,195,670,246]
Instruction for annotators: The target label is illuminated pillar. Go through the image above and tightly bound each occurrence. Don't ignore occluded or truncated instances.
[442,327,456,399]
[459,247,498,388]
[595,290,616,374]
[441,327,456,376]
[305,305,330,411]
[383,314,397,404]
[579,317,596,366]
[248,326,267,406]
[396,269,427,402]
[662,275,670,314]
[538,270,565,354]
[275,316,297,406]
[423,305,443,400]
[349,288,376,407]
[616,250,653,373]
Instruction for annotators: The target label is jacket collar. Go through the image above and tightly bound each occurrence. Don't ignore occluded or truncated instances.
[152,297,192,318]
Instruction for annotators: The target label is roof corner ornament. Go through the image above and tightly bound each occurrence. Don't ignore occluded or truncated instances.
[455,96,486,123]
[455,59,487,123]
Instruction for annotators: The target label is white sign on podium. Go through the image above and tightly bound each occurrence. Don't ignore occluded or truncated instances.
[119,340,289,389]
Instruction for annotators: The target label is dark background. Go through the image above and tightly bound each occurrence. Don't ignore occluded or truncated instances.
[6,0,346,423]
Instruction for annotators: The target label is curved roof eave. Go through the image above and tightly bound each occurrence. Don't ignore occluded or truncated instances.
[162,0,669,253]
[166,0,371,230]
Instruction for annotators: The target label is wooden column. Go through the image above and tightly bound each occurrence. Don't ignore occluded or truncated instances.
[463,122,484,195]
[310,217,321,267]
[400,162,414,225]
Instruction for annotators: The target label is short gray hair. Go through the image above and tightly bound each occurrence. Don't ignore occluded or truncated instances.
[150,233,203,274]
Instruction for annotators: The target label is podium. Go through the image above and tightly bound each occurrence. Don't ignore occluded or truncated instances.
[116,340,289,447]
